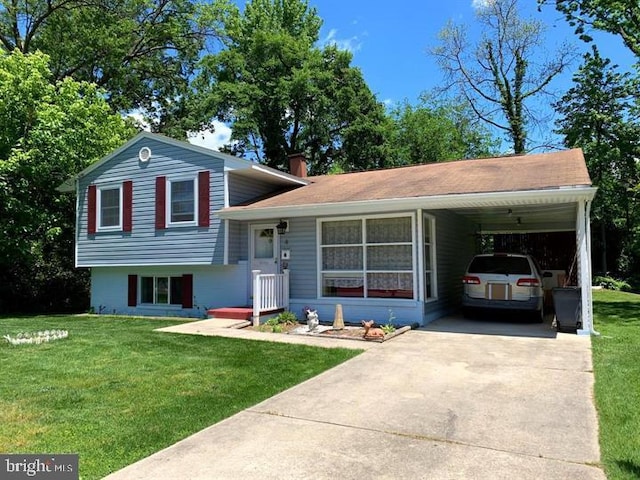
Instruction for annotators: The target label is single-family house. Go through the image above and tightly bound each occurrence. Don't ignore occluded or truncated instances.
[59,132,597,333]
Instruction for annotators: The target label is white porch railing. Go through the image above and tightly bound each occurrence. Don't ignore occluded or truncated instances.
[252,269,290,326]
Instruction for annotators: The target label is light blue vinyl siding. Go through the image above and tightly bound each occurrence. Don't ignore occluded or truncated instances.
[227,220,241,264]
[77,138,225,266]
[285,217,317,299]
[227,221,248,263]
[284,210,476,326]
[228,173,282,205]
[285,213,423,326]
[90,264,249,317]
[424,210,477,322]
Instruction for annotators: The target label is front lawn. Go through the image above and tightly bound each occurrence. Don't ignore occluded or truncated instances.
[0,315,361,479]
[592,290,640,480]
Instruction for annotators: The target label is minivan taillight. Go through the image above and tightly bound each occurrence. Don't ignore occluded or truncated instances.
[516,278,540,287]
[462,275,481,285]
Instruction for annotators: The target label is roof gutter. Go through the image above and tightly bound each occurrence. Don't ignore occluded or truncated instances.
[217,186,598,221]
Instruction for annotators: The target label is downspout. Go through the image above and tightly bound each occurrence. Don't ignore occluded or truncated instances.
[223,171,229,266]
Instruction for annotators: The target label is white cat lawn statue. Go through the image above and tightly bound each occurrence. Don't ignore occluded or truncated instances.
[306,310,319,332]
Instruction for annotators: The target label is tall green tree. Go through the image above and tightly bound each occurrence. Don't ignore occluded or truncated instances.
[0,0,216,131]
[194,0,389,174]
[431,0,575,154]
[0,50,135,312]
[541,0,640,58]
[555,47,640,274]
[386,95,498,166]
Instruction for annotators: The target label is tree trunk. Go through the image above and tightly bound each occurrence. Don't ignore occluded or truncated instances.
[600,221,607,273]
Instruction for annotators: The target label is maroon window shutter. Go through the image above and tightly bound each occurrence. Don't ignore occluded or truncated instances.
[198,171,210,227]
[155,176,166,229]
[123,180,133,232]
[127,275,137,307]
[182,274,193,308]
[87,185,97,234]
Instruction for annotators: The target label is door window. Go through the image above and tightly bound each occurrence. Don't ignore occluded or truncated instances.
[254,228,274,259]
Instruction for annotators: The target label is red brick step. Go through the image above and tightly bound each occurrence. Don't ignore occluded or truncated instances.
[207,307,253,320]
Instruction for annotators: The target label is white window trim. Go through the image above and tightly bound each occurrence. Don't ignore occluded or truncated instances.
[423,213,438,302]
[96,183,122,232]
[316,213,418,300]
[166,176,198,227]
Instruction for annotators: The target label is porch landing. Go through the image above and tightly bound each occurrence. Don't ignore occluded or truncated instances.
[207,306,285,321]
[207,307,253,320]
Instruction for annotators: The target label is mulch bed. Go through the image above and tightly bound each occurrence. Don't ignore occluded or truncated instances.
[244,323,411,342]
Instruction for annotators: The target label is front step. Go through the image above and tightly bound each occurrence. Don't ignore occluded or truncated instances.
[207,307,253,320]
[207,306,286,321]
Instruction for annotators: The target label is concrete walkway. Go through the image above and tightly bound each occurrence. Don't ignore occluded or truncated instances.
[105,325,604,480]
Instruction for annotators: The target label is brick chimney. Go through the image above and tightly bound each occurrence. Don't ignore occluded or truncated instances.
[288,153,307,178]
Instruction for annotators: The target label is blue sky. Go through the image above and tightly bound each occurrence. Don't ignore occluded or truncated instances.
[189,0,637,152]
[313,0,635,105]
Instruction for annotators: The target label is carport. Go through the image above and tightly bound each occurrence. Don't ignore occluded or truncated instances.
[445,188,597,335]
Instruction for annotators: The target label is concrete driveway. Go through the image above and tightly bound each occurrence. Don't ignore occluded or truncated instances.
[105,327,604,480]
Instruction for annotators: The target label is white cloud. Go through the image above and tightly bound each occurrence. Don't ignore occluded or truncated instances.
[471,0,494,8]
[126,111,152,132]
[187,121,233,151]
[321,28,363,53]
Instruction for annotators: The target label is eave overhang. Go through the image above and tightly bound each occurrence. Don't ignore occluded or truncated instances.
[217,186,598,222]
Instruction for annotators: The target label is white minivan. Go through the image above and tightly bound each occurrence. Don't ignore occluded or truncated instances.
[462,253,548,321]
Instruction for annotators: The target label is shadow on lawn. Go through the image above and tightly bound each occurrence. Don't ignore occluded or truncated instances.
[616,459,640,478]
[593,301,640,325]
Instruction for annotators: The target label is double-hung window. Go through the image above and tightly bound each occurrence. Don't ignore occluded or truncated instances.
[168,178,197,225]
[140,276,183,305]
[97,185,122,231]
[320,215,415,299]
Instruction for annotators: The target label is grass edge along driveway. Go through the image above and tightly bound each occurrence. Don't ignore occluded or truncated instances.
[0,315,362,479]
[592,289,640,480]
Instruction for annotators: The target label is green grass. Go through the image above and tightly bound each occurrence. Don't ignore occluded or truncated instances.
[592,290,640,480]
[0,315,361,479]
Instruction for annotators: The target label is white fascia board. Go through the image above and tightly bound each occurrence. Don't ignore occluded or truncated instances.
[217,186,598,221]
[223,163,309,186]
[77,261,220,267]
[250,165,309,185]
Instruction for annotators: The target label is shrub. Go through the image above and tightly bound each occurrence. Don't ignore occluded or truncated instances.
[260,311,298,333]
[381,324,396,335]
[274,311,298,325]
[593,275,632,292]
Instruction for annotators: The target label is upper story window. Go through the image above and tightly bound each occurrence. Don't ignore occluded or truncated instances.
[97,185,122,231]
[156,172,209,229]
[168,178,197,224]
[87,181,132,234]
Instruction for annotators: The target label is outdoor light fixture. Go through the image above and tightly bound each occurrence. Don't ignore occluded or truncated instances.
[276,219,288,235]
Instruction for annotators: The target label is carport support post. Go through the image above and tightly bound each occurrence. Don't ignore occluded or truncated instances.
[576,200,594,335]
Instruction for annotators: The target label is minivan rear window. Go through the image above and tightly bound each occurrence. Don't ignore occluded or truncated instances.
[467,256,531,275]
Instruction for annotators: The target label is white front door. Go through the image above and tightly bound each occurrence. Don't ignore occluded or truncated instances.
[250,225,279,277]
